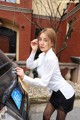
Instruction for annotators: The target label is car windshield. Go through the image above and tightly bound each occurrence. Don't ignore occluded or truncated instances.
[0,50,16,97]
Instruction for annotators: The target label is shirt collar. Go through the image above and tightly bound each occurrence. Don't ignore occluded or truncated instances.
[44,48,53,56]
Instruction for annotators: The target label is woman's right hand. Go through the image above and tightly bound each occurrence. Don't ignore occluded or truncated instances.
[15,67,24,80]
[31,39,38,52]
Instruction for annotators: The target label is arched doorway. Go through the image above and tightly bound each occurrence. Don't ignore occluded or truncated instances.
[0,27,16,53]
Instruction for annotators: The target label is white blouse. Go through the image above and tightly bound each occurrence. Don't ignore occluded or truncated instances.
[23,48,75,99]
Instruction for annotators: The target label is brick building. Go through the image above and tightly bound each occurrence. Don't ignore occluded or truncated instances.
[0,0,32,60]
[0,0,80,62]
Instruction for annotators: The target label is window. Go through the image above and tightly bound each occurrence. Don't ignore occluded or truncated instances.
[66,20,74,39]
[6,0,16,3]
[0,0,20,4]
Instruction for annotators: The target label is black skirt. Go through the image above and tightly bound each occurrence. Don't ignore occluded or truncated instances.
[49,90,75,113]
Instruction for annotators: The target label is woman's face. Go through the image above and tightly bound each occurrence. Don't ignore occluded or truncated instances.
[38,32,53,53]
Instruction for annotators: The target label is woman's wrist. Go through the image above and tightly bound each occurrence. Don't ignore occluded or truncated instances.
[31,50,36,53]
[20,74,24,80]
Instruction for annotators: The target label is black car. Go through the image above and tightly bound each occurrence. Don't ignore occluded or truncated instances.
[0,50,30,120]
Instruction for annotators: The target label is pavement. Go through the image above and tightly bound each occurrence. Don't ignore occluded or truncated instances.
[29,99,80,120]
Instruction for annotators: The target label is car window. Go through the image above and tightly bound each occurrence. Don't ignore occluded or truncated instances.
[0,62,12,77]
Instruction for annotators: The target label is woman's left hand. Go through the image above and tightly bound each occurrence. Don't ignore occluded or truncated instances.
[31,39,38,52]
[15,67,24,80]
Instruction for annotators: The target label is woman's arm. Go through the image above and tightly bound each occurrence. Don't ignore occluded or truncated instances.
[26,51,39,69]
[26,39,39,69]
[16,58,57,87]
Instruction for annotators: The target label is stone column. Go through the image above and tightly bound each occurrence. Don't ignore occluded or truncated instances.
[71,57,80,83]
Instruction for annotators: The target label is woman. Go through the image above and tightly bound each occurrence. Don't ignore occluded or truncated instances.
[16,28,75,120]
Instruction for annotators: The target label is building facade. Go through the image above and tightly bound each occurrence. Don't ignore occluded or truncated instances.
[0,0,32,60]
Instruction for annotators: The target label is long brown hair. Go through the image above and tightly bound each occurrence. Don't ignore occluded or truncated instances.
[39,28,57,53]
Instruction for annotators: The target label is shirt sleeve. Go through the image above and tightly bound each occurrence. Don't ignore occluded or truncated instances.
[23,58,57,87]
[26,52,39,69]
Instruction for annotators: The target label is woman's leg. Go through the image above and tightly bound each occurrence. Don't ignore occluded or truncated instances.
[56,109,67,120]
[43,102,55,120]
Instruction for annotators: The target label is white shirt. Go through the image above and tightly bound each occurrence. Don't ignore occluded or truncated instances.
[23,48,75,99]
